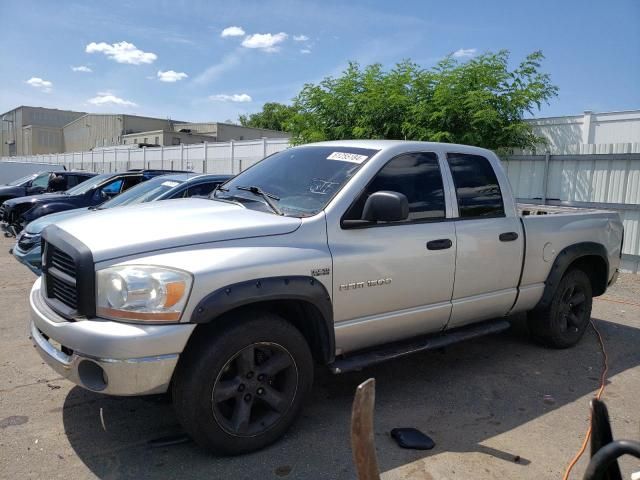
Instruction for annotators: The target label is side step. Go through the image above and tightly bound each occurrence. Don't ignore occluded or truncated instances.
[329,319,511,374]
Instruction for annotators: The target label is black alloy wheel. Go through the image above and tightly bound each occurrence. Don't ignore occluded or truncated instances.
[212,342,298,437]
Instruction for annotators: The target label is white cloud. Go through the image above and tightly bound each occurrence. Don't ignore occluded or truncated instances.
[241,32,288,52]
[85,41,157,65]
[221,26,245,37]
[452,48,477,58]
[25,77,53,93]
[157,70,188,82]
[300,49,311,54]
[87,92,137,107]
[71,65,93,73]
[293,34,309,42]
[209,93,252,103]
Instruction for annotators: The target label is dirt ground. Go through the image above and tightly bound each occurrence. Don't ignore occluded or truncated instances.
[0,233,638,479]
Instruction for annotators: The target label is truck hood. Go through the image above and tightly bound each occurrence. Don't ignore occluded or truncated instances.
[52,198,302,262]
[25,207,90,234]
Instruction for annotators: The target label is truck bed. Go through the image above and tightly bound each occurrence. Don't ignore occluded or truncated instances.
[517,202,612,216]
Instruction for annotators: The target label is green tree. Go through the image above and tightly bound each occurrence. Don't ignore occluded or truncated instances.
[244,50,558,152]
[238,102,297,132]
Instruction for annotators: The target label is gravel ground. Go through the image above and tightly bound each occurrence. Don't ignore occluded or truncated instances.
[0,233,638,479]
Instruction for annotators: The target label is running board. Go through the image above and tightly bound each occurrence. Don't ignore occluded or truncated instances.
[329,319,511,374]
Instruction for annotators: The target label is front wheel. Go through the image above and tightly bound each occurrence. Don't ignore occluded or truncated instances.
[527,268,593,348]
[172,312,314,455]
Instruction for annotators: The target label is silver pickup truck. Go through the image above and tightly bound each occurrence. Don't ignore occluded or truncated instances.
[29,140,623,454]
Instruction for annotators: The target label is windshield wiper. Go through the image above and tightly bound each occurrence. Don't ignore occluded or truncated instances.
[236,185,283,216]
[210,185,229,199]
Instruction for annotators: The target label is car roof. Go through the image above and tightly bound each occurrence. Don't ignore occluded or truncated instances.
[183,174,233,183]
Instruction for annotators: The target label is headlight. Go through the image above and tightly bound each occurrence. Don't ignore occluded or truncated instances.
[96,265,192,323]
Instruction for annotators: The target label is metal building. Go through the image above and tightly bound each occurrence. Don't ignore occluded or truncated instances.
[62,114,182,152]
[0,106,85,156]
[173,122,290,141]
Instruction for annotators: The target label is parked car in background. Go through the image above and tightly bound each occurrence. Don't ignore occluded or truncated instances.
[0,170,95,206]
[0,169,185,235]
[12,173,232,274]
[29,140,622,455]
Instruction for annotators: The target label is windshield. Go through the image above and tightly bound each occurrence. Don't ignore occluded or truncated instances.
[99,176,186,208]
[214,146,378,217]
[6,173,38,186]
[64,173,111,195]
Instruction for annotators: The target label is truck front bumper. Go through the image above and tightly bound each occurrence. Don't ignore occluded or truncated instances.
[29,278,196,396]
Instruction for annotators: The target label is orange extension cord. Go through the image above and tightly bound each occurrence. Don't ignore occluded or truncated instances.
[562,319,609,480]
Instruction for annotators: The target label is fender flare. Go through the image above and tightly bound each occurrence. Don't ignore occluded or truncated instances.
[190,276,335,363]
[536,241,609,310]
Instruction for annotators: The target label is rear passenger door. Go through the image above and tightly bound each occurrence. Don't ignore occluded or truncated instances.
[445,152,524,328]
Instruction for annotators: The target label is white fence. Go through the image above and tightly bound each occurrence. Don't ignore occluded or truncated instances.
[0,138,291,175]
[503,152,640,273]
[2,143,638,272]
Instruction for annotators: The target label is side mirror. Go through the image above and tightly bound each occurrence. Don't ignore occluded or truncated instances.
[342,191,409,228]
[362,191,409,222]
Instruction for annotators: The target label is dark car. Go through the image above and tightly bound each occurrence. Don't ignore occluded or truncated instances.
[12,173,233,274]
[1,169,186,235]
[0,170,95,206]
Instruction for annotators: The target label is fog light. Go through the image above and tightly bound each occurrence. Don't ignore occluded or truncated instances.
[77,360,107,391]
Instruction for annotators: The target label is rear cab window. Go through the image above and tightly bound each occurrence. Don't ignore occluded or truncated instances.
[446,153,504,218]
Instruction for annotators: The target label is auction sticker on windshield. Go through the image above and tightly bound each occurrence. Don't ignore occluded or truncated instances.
[162,181,180,187]
[327,152,369,163]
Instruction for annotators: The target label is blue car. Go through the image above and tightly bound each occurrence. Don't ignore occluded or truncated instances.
[12,173,232,274]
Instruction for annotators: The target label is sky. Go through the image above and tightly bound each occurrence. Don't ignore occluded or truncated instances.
[1,0,639,123]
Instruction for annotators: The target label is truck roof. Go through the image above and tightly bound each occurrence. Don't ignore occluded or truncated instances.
[309,139,496,156]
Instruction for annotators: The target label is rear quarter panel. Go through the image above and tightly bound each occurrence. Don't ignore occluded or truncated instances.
[520,210,623,288]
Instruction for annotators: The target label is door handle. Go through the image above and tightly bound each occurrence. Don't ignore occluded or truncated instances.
[426,239,453,250]
[499,232,519,242]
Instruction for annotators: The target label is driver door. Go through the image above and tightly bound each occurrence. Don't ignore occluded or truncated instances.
[327,152,456,353]
[26,173,51,195]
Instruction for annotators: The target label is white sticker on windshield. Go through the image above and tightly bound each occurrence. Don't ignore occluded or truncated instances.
[162,181,179,187]
[327,152,368,163]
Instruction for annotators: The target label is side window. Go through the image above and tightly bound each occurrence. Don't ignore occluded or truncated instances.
[65,175,81,188]
[345,152,445,222]
[31,173,51,189]
[101,179,124,196]
[185,182,219,197]
[122,176,142,191]
[447,153,504,218]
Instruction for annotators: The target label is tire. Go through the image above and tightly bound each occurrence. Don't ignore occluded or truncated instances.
[527,268,593,348]
[172,311,314,455]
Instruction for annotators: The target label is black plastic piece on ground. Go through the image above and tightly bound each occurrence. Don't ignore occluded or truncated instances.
[390,428,435,450]
[329,319,511,374]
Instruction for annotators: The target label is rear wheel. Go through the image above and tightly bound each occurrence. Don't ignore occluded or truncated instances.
[172,312,314,454]
[527,268,593,348]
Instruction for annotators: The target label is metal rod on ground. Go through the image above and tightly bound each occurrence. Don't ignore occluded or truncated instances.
[351,378,380,480]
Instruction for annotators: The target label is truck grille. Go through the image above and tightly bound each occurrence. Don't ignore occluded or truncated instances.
[45,244,78,311]
[51,248,76,277]
[49,274,78,309]
[41,227,96,319]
